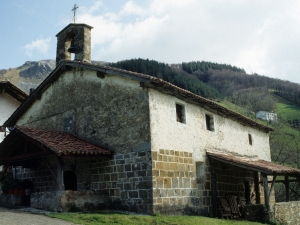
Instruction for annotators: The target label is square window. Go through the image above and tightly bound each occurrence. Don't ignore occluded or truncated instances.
[205,114,214,131]
[176,103,186,123]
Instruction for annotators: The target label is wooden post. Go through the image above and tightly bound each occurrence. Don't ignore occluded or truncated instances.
[209,158,217,217]
[285,176,289,202]
[262,173,270,212]
[269,175,276,202]
[254,172,261,204]
[56,157,64,191]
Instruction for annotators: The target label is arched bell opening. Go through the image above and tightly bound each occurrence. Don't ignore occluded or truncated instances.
[65,32,76,61]
[64,170,77,191]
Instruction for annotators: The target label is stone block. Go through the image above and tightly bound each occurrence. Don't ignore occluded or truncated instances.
[183,178,190,188]
[162,198,169,206]
[156,198,162,204]
[167,171,174,177]
[172,178,179,188]
[164,178,171,189]
[123,183,132,190]
[163,163,170,171]
[163,155,168,162]
[156,177,164,188]
[137,181,152,189]
[152,152,158,160]
[169,163,178,171]
[156,162,164,170]
[139,190,148,198]
[132,163,140,171]
[153,169,159,177]
[118,172,126,179]
[128,191,138,198]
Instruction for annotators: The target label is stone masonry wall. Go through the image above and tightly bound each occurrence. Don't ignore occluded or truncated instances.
[152,149,210,215]
[65,150,153,214]
[15,156,58,193]
[272,201,300,225]
[214,161,255,200]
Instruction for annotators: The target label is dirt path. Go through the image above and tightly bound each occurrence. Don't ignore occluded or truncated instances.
[0,207,76,225]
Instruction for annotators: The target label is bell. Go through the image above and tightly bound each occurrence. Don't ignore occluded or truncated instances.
[68,39,76,53]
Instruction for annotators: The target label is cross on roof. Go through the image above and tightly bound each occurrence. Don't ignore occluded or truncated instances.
[71,4,79,23]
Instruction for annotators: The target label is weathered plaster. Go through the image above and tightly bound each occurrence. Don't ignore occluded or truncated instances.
[17,68,151,154]
[148,88,271,161]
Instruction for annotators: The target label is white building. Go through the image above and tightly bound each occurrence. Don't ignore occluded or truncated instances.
[256,111,277,122]
[0,81,27,142]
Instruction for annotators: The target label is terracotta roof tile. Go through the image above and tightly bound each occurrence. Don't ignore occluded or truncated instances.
[206,150,300,176]
[17,126,112,156]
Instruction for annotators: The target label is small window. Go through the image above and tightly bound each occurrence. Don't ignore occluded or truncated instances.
[196,162,205,183]
[205,114,214,131]
[176,103,186,123]
[248,134,252,145]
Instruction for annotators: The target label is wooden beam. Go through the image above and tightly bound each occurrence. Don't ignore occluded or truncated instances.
[262,173,270,212]
[254,172,261,204]
[269,175,277,199]
[259,179,299,184]
[209,158,218,218]
[56,157,64,191]
[285,176,290,202]
[2,151,52,163]
[288,185,300,198]
[43,158,57,180]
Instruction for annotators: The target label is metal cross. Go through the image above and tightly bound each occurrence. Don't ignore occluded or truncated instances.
[72,4,79,23]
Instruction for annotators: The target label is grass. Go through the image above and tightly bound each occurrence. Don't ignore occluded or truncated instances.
[276,103,300,121]
[47,211,264,225]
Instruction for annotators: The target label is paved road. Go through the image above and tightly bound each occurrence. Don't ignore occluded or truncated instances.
[0,207,76,225]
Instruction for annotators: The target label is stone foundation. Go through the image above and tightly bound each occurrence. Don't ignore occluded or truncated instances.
[272,201,300,225]
[0,194,22,206]
[31,190,106,212]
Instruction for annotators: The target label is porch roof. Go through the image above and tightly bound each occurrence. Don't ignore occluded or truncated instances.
[206,150,300,176]
[0,126,113,165]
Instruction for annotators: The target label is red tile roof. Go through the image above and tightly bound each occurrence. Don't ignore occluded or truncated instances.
[206,150,300,176]
[17,126,112,156]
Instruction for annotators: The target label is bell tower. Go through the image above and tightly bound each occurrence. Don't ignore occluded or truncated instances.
[55,23,93,66]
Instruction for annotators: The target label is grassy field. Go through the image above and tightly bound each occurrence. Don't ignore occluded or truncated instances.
[47,211,264,225]
[276,103,300,121]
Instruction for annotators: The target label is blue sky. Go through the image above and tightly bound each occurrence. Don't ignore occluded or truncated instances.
[1,1,300,83]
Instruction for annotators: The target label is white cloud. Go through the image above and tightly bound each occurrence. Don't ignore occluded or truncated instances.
[24,38,51,57]
[72,0,300,83]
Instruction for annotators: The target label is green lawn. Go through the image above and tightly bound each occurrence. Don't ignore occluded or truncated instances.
[276,103,300,121]
[47,211,264,225]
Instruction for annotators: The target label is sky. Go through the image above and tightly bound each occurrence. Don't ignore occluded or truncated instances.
[1,0,300,83]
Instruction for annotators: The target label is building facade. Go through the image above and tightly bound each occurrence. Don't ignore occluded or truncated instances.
[1,23,299,218]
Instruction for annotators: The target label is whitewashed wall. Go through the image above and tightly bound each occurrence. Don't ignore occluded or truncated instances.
[0,92,21,142]
[148,89,271,161]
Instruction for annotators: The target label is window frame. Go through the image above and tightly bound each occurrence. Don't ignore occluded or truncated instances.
[175,103,186,124]
[205,113,215,131]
